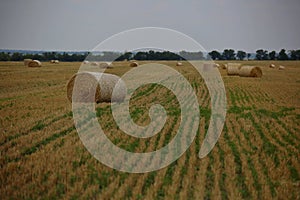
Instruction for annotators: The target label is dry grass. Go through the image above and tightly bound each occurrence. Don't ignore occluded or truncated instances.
[0,60,299,199]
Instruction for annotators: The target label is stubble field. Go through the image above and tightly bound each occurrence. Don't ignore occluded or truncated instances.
[0,60,299,199]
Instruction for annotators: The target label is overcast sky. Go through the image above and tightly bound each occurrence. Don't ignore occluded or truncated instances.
[0,0,299,52]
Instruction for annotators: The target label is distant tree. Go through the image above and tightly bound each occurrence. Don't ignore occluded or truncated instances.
[162,51,181,60]
[179,51,204,60]
[290,50,300,60]
[60,52,71,61]
[222,49,235,60]
[236,50,247,60]
[191,51,204,60]
[295,49,300,60]
[147,50,156,60]
[0,52,10,61]
[11,52,23,61]
[268,51,277,60]
[278,49,289,60]
[98,51,120,61]
[208,50,221,60]
[263,51,269,60]
[134,52,148,60]
[43,52,58,61]
[23,54,34,59]
[255,50,262,60]
[33,54,43,61]
[70,54,79,61]
[3,49,300,62]
[247,53,252,60]
[256,49,268,60]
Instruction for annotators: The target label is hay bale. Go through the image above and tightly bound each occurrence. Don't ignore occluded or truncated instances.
[228,63,241,68]
[28,60,42,67]
[239,66,262,77]
[50,60,59,64]
[129,61,138,67]
[269,64,275,68]
[226,63,241,75]
[219,63,226,69]
[67,72,126,103]
[91,62,99,66]
[215,63,220,67]
[279,65,285,70]
[176,62,183,66]
[83,61,89,64]
[24,59,32,66]
[99,62,114,69]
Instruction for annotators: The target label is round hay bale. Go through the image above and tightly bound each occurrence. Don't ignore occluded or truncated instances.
[99,62,114,69]
[279,65,285,70]
[28,60,42,67]
[269,64,275,68]
[50,60,55,63]
[228,63,242,68]
[54,60,59,64]
[176,62,183,66]
[91,62,99,66]
[67,72,126,103]
[226,63,241,75]
[129,61,138,67]
[238,66,262,77]
[219,64,226,69]
[24,59,32,66]
[83,61,89,64]
[215,63,220,67]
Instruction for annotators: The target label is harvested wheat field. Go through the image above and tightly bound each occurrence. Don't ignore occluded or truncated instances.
[0,61,299,199]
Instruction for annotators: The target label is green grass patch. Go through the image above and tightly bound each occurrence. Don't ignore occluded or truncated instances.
[227,105,252,114]
[31,121,46,131]
[223,126,251,199]
[204,153,215,200]
[247,113,280,167]
[141,172,156,195]
[216,144,228,200]
[247,157,262,197]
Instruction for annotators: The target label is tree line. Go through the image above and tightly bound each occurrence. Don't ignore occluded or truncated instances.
[208,49,300,60]
[0,52,88,62]
[0,49,299,62]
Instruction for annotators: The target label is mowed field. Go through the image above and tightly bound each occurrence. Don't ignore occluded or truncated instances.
[0,60,299,199]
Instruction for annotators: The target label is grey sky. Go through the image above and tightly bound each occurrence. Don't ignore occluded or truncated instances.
[0,0,299,52]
